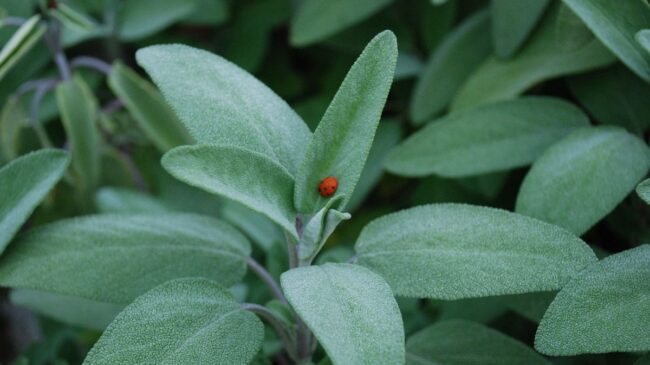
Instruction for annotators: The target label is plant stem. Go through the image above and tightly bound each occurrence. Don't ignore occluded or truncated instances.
[246,256,288,305]
[285,232,298,269]
[70,56,113,75]
[29,80,58,148]
[241,303,298,361]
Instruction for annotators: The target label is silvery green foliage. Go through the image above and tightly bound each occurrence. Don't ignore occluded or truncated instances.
[516,126,650,235]
[637,179,650,204]
[0,213,250,303]
[536,245,650,355]
[491,0,551,58]
[355,204,596,299]
[0,14,45,81]
[281,263,404,365]
[84,278,264,364]
[0,149,69,254]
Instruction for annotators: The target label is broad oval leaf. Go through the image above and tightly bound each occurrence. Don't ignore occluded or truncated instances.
[84,278,263,364]
[294,31,397,214]
[407,320,551,365]
[108,61,192,152]
[563,0,650,82]
[354,204,597,299]
[388,97,589,178]
[451,4,615,110]
[491,0,551,59]
[290,0,393,47]
[410,10,491,123]
[119,0,196,41]
[0,213,250,304]
[516,126,650,235]
[281,263,404,365]
[137,44,311,175]
[162,145,297,236]
[0,149,69,254]
[535,245,650,355]
[0,14,45,81]
[637,179,650,205]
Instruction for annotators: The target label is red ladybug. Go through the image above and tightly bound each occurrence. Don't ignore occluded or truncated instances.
[318,176,338,198]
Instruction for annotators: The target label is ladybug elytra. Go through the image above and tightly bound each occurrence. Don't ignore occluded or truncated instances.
[318,176,338,198]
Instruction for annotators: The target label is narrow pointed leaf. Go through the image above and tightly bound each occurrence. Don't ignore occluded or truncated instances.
[163,145,297,236]
[535,245,650,355]
[516,127,650,235]
[0,149,69,254]
[137,44,311,174]
[492,0,551,59]
[407,320,551,365]
[281,263,404,365]
[355,204,597,299]
[0,15,46,81]
[84,278,263,364]
[0,213,250,304]
[637,179,650,204]
[389,97,589,178]
[294,31,397,214]
[51,3,96,32]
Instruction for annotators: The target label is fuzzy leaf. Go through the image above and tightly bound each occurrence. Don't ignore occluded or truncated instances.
[220,199,284,252]
[563,0,650,82]
[94,187,173,214]
[290,0,393,47]
[535,245,650,355]
[0,149,69,254]
[84,278,263,364]
[388,97,589,178]
[108,61,192,152]
[162,145,297,236]
[355,204,597,299]
[407,320,551,365]
[410,10,491,123]
[516,126,650,235]
[0,14,45,81]
[637,179,650,205]
[137,44,311,174]
[298,195,351,266]
[452,4,615,110]
[119,0,196,41]
[491,0,551,59]
[281,263,404,365]
[637,29,650,53]
[0,213,250,304]
[294,31,397,214]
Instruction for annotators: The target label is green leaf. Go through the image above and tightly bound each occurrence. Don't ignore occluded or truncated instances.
[535,244,650,355]
[94,187,174,214]
[162,145,297,236]
[637,179,650,205]
[0,213,250,304]
[516,126,650,235]
[84,278,263,364]
[51,3,96,32]
[410,10,491,123]
[119,0,196,41]
[290,0,394,47]
[137,44,311,175]
[504,291,556,323]
[293,31,397,214]
[637,29,650,53]
[406,320,551,365]
[220,199,283,252]
[298,195,351,266]
[56,75,101,193]
[182,0,229,26]
[354,204,596,299]
[568,64,650,135]
[108,61,193,152]
[281,263,404,365]
[0,14,46,81]
[491,0,551,59]
[388,97,589,178]
[11,289,122,331]
[451,4,615,110]
[0,149,69,255]
[563,0,650,82]
[0,97,26,163]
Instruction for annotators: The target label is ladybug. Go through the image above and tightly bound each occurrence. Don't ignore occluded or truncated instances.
[318,176,338,198]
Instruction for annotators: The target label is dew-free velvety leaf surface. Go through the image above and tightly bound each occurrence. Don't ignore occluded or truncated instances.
[290,0,393,47]
[637,179,650,205]
[638,29,650,53]
[406,320,551,365]
[119,0,196,41]
[491,0,551,59]
[281,263,404,365]
[137,44,311,174]
[163,145,297,235]
[388,97,588,178]
[451,4,615,110]
[516,127,650,235]
[0,213,250,304]
[108,61,192,152]
[410,10,491,123]
[94,187,174,214]
[535,245,650,355]
[563,0,650,82]
[355,204,596,299]
[220,199,284,252]
[84,278,263,364]
[0,149,69,255]
[294,31,397,214]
